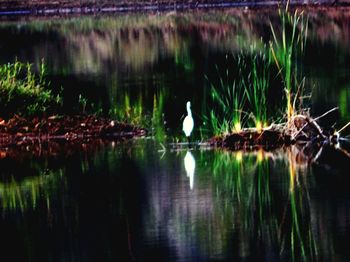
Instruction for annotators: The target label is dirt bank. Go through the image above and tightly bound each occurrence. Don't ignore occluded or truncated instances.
[0,115,146,148]
[0,0,349,16]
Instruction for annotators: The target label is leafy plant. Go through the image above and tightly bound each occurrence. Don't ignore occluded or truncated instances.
[0,61,61,116]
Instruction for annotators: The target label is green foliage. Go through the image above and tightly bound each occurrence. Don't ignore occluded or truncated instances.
[244,49,271,129]
[205,50,271,135]
[151,91,166,141]
[205,7,309,135]
[205,56,247,135]
[108,90,166,139]
[269,8,308,120]
[78,94,88,114]
[0,61,61,116]
[109,94,145,126]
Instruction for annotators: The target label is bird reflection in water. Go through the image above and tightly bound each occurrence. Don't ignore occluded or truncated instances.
[184,151,196,190]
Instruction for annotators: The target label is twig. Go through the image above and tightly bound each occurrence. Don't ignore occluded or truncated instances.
[291,115,326,141]
[336,145,350,158]
[313,107,338,121]
[312,144,324,163]
[291,108,338,141]
[338,121,350,134]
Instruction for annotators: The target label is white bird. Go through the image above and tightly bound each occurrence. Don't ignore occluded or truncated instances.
[182,101,194,142]
[184,151,196,190]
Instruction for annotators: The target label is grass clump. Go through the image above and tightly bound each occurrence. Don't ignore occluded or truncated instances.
[205,49,271,135]
[108,91,166,139]
[205,6,309,137]
[269,8,308,122]
[205,55,247,135]
[243,49,271,130]
[0,61,61,116]
[109,94,145,126]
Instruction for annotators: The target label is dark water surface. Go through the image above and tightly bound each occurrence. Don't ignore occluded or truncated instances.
[1,140,350,261]
[1,8,350,261]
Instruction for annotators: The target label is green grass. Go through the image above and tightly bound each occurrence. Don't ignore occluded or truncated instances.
[269,8,308,121]
[205,49,271,135]
[108,90,166,139]
[151,90,166,141]
[205,56,247,135]
[0,61,62,116]
[109,94,145,126]
[205,7,309,136]
[244,48,271,129]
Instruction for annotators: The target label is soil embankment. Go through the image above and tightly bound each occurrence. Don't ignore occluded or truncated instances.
[0,0,349,15]
[0,115,146,148]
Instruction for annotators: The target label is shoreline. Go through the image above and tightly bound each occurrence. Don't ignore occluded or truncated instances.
[0,115,146,148]
[0,0,348,17]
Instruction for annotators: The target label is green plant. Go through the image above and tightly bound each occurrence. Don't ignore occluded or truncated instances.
[243,49,271,129]
[205,6,309,136]
[0,60,61,116]
[78,94,88,114]
[151,90,166,141]
[205,57,247,135]
[205,50,271,134]
[109,94,146,126]
[269,7,308,122]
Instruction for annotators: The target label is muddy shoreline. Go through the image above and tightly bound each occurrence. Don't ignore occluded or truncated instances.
[0,0,349,16]
[0,115,146,148]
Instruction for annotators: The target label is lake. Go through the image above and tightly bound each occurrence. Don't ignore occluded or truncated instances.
[0,7,350,261]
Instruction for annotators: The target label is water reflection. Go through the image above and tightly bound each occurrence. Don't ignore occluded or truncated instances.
[142,141,350,260]
[206,144,350,260]
[0,141,349,260]
[184,151,195,190]
[0,169,65,213]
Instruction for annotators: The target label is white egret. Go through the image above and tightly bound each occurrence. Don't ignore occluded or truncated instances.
[184,151,195,190]
[182,101,194,144]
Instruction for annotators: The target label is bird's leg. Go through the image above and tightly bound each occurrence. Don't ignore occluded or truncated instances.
[187,136,191,148]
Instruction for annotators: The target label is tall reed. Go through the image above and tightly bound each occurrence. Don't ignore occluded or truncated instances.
[205,56,247,135]
[109,93,145,126]
[269,7,308,122]
[243,49,271,130]
[151,90,166,141]
[206,50,271,134]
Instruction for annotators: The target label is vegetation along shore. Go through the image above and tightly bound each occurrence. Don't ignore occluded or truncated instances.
[0,61,146,148]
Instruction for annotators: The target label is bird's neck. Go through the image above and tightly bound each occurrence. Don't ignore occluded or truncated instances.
[187,107,192,116]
